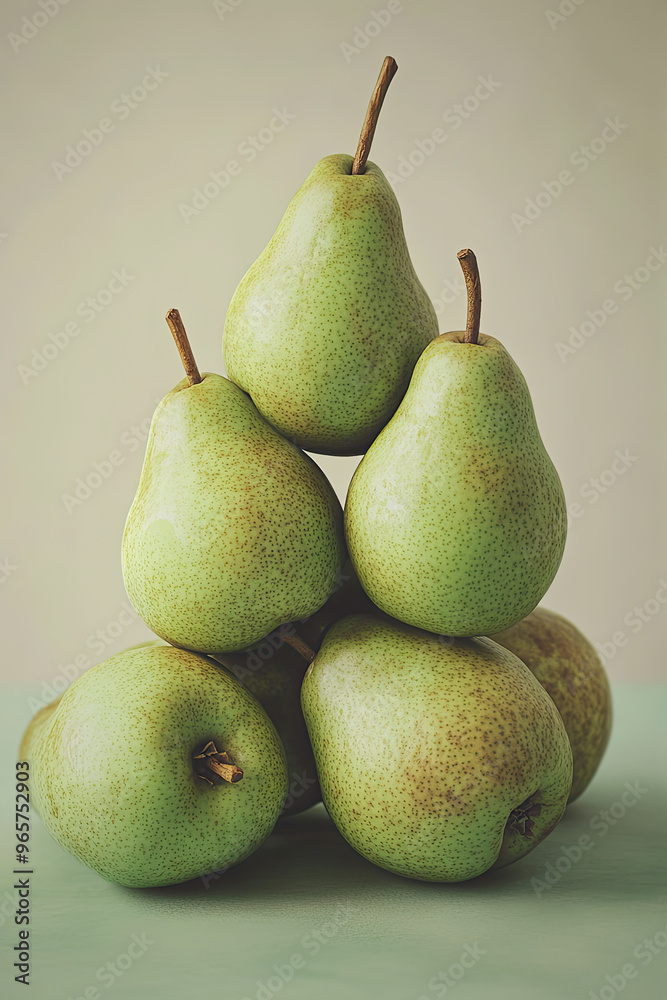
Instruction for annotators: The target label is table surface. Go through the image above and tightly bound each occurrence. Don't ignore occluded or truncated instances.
[1,683,665,1000]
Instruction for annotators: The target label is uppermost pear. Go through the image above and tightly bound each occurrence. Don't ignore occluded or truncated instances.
[344,250,567,636]
[122,310,345,654]
[223,58,439,455]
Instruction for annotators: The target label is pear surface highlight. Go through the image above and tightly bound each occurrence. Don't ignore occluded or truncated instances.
[223,154,438,455]
[301,615,572,882]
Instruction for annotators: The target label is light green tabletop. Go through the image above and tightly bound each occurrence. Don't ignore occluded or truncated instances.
[2,684,665,1000]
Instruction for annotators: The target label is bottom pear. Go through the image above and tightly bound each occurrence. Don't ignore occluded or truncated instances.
[491,606,612,801]
[20,645,288,887]
[301,615,573,882]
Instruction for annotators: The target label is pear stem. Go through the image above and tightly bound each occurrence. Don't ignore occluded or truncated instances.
[193,741,243,784]
[166,308,203,386]
[351,56,398,175]
[457,249,482,345]
[279,628,316,664]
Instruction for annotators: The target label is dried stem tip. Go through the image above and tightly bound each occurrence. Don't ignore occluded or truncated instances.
[457,249,482,345]
[166,308,203,385]
[351,56,398,175]
[194,741,243,784]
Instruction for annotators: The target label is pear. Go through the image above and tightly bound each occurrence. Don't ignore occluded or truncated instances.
[345,250,567,636]
[301,614,573,882]
[122,310,345,653]
[211,638,318,816]
[491,607,612,801]
[223,57,438,455]
[137,557,374,816]
[20,645,288,887]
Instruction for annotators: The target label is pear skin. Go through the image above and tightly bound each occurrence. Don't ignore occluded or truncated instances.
[491,607,612,801]
[223,154,438,455]
[301,614,572,882]
[122,372,345,653]
[345,331,567,635]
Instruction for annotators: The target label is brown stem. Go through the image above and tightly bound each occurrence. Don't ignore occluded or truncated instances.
[166,308,202,385]
[351,56,398,175]
[457,249,482,345]
[279,628,316,664]
[193,741,243,784]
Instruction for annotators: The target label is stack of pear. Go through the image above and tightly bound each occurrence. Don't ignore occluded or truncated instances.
[20,646,288,887]
[20,56,610,891]
[302,249,594,883]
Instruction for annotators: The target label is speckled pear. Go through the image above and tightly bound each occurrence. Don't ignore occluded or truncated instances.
[301,615,573,882]
[223,58,438,455]
[345,250,567,636]
[122,311,345,653]
[19,645,288,887]
[491,607,612,801]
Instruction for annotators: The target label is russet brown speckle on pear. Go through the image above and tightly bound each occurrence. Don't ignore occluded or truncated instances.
[301,614,573,882]
[491,607,612,801]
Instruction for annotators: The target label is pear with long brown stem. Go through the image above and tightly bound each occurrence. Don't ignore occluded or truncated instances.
[223,56,438,455]
[345,250,567,636]
[122,310,345,653]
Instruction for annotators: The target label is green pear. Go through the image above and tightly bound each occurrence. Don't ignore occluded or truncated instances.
[301,614,573,882]
[345,250,567,636]
[122,310,345,653]
[137,557,375,817]
[491,607,612,802]
[223,59,438,455]
[20,645,288,887]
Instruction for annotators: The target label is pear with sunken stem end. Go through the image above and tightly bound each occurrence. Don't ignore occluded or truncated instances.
[223,57,438,455]
[301,614,573,882]
[122,309,345,653]
[20,645,288,887]
[135,557,376,817]
[345,249,567,636]
[491,607,612,801]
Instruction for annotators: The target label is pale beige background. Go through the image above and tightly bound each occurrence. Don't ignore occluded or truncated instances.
[1,0,664,688]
